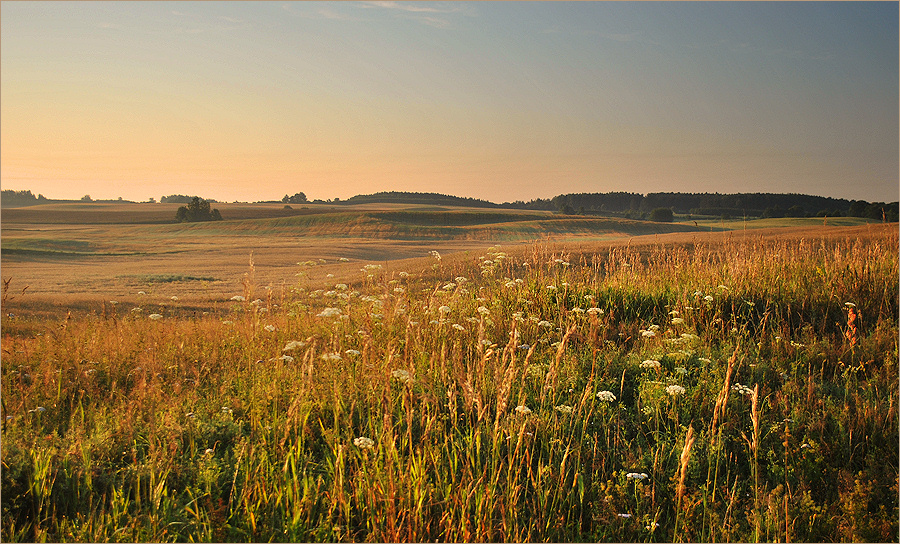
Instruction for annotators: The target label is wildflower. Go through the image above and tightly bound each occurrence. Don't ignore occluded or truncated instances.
[596,390,616,402]
[131,307,142,313]
[617,513,632,519]
[391,369,412,383]
[452,323,466,332]
[339,257,350,262]
[221,406,233,414]
[230,295,246,301]
[320,353,342,362]
[477,306,490,316]
[626,472,649,480]
[363,264,382,271]
[538,320,553,328]
[844,302,856,308]
[649,324,660,331]
[264,324,276,332]
[675,366,687,375]
[398,271,410,278]
[149,314,163,320]
[345,349,361,357]
[354,436,375,450]
[647,522,660,531]
[641,330,656,338]
[429,250,441,261]
[273,355,295,363]
[698,357,711,363]
[204,448,214,456]
[546,285,558,291]
[671,317,685,325]
[455,276,468,283]
[731,383,754,396]
[137,291,147,295]
[515,405,532,415]
[572,307,585,314]
[555,405,574,414]
[251,299,264,305]
[317,307,342,318]
[587,307,604,315]
[704,295,714,302]
[666,384,686,396]
[518,344,531,350]
[640,359,661,369]
[170,296,179,301]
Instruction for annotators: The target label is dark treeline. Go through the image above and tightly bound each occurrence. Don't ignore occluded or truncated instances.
[342,191,500,208]
[500,191,899,221]
[160,194,218,204]
[4,188,898,221]
[0,190,48,208]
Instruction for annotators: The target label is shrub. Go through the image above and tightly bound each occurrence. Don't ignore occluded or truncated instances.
[649,207,674,222]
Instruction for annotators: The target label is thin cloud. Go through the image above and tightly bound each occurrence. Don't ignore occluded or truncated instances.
[362,1,459,14]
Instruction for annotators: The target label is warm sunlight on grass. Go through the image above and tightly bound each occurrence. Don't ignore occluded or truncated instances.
[2,225,897,542]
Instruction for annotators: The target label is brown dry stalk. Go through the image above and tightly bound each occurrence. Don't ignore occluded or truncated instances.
[710,348,739,447]
[676,425,696,504]
[845,307,862,347]
[543,324,577,395]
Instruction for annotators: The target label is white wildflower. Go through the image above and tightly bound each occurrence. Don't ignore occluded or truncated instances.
[317,307,342,318]
[666,384,686,396]
[596,390,616,402]
[640,360,661,369]
[353,437,375,450]
[149,313,163,320]
[515,405,532,415]
[391,369,412,383]
[345,349,361,357]
[671,317,685,325]
[320,353,342,362]
[264,324,276,332]
[626,472,649,480]
[230,295,246,302]
[555,405,574,414]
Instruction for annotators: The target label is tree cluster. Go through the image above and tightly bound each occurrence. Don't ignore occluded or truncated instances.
[175,197,222,222]
[282,192,308,204]
[162,194,218,204]
[1,189,48,208]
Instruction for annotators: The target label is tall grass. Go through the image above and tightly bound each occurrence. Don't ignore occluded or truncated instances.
[2,227,897,542]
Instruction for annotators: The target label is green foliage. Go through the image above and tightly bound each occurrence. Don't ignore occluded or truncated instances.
[1,229,897,542]
[282,193,307,204]
[649,207,674,222]
[176,197,223,223]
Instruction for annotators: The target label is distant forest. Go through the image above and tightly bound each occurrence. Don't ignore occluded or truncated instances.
[501,191,899,221]
[2,188,897,221]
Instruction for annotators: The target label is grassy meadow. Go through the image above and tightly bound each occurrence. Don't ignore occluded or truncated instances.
[1,204,897,542]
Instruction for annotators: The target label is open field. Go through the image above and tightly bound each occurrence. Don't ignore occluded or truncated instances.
[1,204,897,542]
[0,202,878,313]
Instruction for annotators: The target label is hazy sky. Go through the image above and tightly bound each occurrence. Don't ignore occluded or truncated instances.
[2,1,897,203]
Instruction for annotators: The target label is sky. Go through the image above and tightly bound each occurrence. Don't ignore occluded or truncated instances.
[2,1,898,204]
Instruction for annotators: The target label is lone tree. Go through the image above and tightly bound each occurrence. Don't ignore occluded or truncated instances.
[282,192,307,204]
[176,197,223,222]
[649,207,674,222]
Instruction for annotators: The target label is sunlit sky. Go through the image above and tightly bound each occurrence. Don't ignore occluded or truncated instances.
[2,1,897,203]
